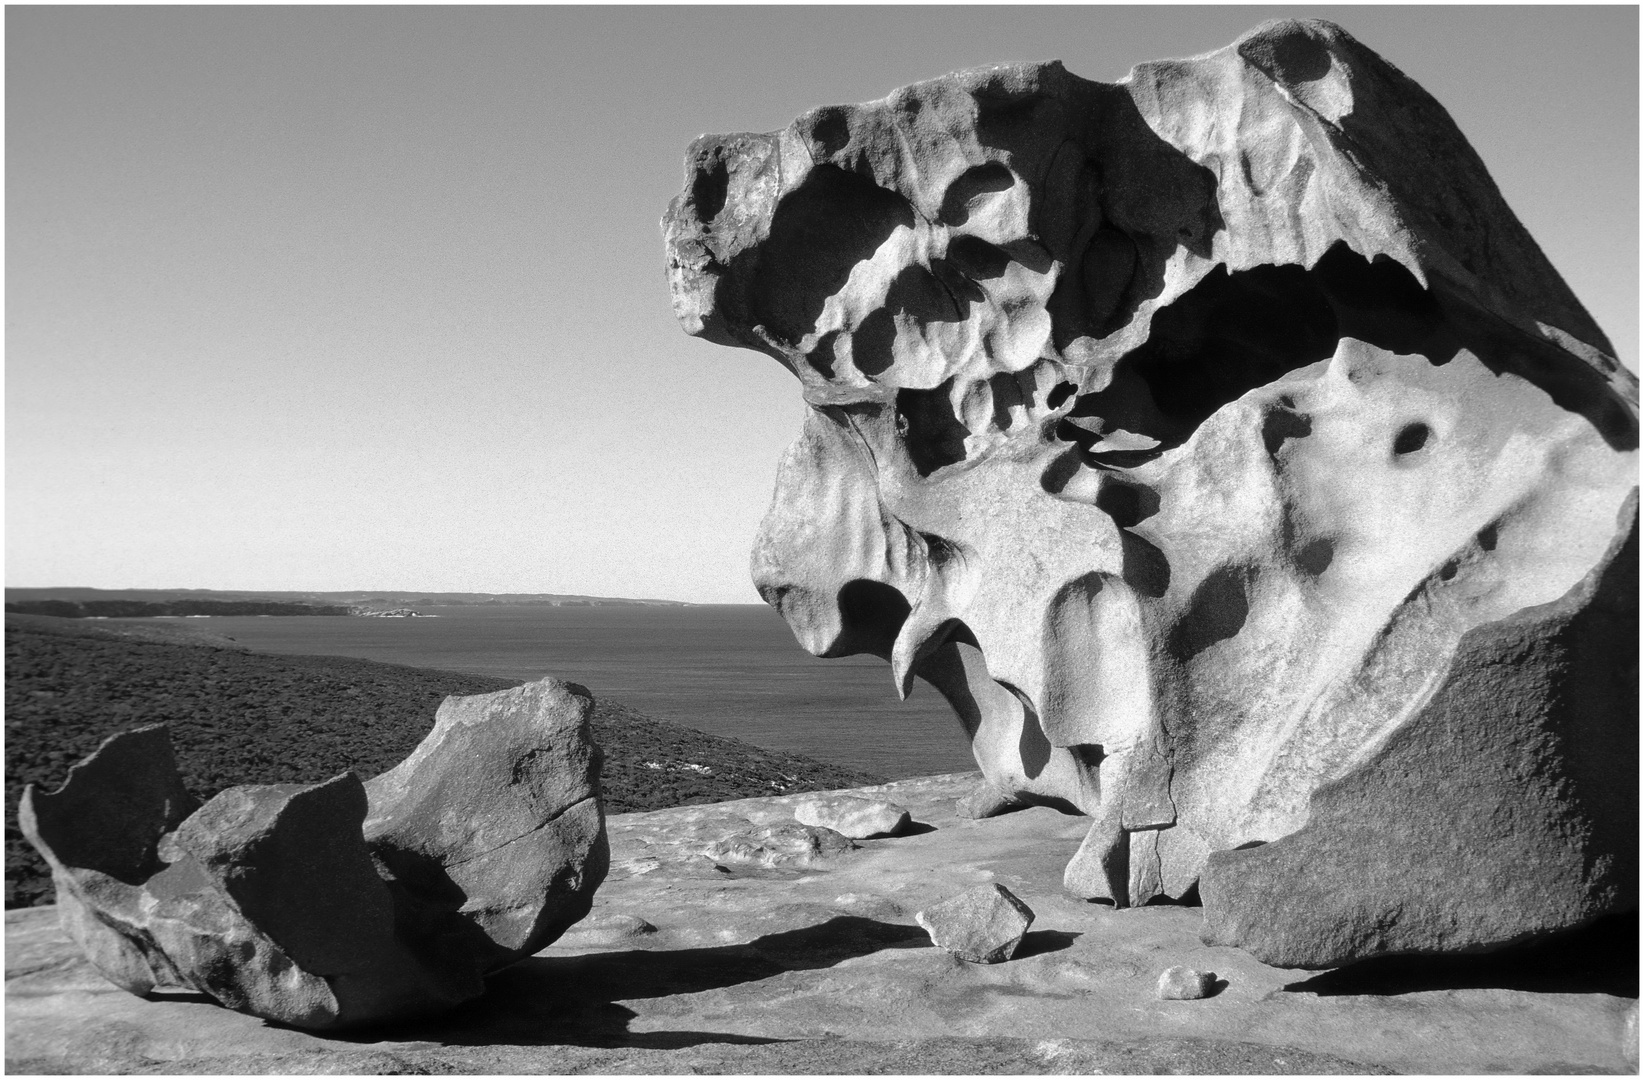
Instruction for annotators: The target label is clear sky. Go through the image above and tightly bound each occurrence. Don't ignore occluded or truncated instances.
[8,6,1637,603]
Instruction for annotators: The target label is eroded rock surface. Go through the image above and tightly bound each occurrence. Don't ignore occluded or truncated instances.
[6,774,1635,1075]
[663,18,1637,967]
[706,822,857,869]
[18,677,607,1029]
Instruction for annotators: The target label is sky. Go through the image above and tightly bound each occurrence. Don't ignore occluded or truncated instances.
[7,5,1637,603]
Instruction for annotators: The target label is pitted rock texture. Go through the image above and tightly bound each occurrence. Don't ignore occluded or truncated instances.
[664,18,1638,967]
[916,882,1035,963]
[18,677,607,1029]
[706,822,857,869]
[794,793,912,838]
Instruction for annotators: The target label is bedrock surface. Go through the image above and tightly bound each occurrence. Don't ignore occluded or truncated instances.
[7,774,1634,1074]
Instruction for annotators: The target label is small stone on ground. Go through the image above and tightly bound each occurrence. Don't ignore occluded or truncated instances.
[915,882,1034,964]
[1157,966,1216,1000]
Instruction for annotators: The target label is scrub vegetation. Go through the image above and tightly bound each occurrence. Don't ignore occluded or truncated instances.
[4,615,882,907]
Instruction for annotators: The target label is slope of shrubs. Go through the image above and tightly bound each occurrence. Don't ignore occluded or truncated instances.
[6,599,353,617]
[5,616,882,907]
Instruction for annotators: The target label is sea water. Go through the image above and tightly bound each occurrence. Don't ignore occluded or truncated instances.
[189,604,977,779]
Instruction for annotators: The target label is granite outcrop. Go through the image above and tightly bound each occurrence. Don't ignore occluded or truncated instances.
[663,19,1637,966]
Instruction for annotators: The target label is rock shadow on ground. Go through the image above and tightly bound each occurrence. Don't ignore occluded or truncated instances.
[1283,913,1638,998]
[323,914,929,1049]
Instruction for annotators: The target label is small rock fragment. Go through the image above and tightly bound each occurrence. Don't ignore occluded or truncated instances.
[915,883,1034,963]
[794,794,911,839]
[1156,966,1216,1000]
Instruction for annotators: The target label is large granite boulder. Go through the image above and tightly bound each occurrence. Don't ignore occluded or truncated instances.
[662,19,1636,967]
[18,677,608,1029]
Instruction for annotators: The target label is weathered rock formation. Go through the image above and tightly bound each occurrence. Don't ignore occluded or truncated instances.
[18,677,607,1029]
[664,19,1637,967]
[705,821,856,869]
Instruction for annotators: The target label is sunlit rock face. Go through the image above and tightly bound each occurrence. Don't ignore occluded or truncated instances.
[20,679,607,1029]
[662,19,1637,967]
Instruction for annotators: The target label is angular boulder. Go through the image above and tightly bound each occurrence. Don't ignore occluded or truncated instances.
[1156,966,1216,1001]
[19,677,607,1029]
[793,793,911,839]
[663,18,1637,967]
[915,882,1035,963]
[1198,509,1637,965]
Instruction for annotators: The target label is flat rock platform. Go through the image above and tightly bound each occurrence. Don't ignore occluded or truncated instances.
[6,773,1636,1074]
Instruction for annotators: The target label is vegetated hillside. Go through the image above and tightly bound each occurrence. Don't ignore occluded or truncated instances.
[5,587,692,608]
[5,600,353,618]
[5,616,883,908]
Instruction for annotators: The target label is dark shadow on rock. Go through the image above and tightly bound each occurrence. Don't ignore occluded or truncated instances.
[892,820,937,837]
[1014,688,1053,780]
[1119,530,1171,599]
[605,1025,790,1051]
[1167,564,1253,658]
[1143,882,1202,907]
[1012,929,1081,959]
[1283,912,1638,998]
[741,164,916,347]
[143,990,218,1006]
[825,579,911,661]
[1439,294,1638,454]
[328,915,929,1049]
[894,382,971,477]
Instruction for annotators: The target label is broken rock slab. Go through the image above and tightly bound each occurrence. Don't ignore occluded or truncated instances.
[794,793,912,839]
[18,677,607,1029]
[916,882,1035,963]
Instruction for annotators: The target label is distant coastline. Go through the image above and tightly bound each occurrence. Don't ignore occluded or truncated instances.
[4,586,695,619]
[4,611,882,907]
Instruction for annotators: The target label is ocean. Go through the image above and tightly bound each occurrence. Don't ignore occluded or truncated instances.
[187,604,977,780]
